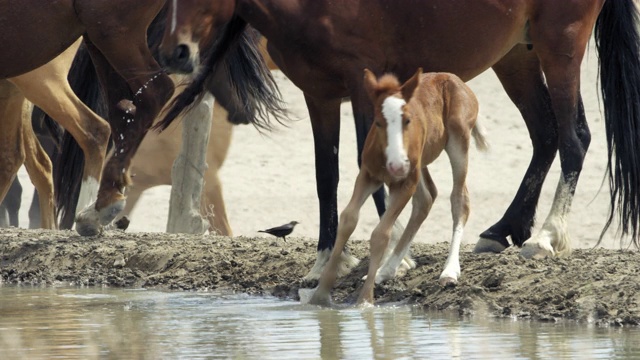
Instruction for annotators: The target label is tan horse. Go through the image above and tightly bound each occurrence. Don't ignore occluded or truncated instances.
[0,40,111,229]
[123,100,234,235]
[309,69,488,305]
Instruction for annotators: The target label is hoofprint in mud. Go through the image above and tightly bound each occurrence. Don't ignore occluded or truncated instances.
[1,228,638,327]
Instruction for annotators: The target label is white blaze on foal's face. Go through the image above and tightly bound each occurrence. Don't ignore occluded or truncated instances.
[381,95,410,178]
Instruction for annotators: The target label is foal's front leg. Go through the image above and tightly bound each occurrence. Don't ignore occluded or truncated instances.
[375,169,437,284]
[358,176,417,305]
[308,170,381,306]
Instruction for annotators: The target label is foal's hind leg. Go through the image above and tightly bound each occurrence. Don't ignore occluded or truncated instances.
[439,137,473,285]
[475,45,557,253]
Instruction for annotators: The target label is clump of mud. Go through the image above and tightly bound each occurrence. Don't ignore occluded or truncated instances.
[1,228,638,326]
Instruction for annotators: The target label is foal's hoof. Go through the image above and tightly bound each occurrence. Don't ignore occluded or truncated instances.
[520,242,554,260]
[473,237,508,254]
[439,276,458,288]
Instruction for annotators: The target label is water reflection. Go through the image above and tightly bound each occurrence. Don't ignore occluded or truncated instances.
[0,286,638,359]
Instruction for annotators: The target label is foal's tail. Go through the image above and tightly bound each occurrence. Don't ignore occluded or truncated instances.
[594,0,640,246]
[472,122,489,152]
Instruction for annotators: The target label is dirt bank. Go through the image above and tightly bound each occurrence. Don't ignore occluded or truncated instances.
[1,228,638,327]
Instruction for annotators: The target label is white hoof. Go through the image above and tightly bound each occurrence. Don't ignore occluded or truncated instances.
[303,249,360,280]
[520,240,555,259]
[75,199,126,237]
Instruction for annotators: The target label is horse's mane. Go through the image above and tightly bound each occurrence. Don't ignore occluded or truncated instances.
[154,16,287,131]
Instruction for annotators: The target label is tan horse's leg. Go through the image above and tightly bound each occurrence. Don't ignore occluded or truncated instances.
[20,101,56,229]
[357,176,417,305]
[308,170,381,306]
[0,83,26,206]
[201,101,233,236]
[9,40,111,215]
[375,169,437,284]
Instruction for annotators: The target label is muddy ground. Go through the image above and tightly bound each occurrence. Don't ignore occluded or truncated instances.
[1,228,639,327]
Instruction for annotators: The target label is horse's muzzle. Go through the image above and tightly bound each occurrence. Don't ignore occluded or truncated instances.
[159,44,195,74]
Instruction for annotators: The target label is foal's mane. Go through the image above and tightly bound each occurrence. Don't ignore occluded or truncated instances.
[374,74,402,95]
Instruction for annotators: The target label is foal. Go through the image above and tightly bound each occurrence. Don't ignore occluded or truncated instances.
[309,68,488,305]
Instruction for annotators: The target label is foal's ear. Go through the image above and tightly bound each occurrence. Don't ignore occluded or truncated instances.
[401,68,423,101]
[363,68,378,100]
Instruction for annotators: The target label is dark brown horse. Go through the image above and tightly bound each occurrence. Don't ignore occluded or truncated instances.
[0,1,283,236]
[158,0,640,280]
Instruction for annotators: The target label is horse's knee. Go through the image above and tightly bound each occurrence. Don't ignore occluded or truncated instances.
[339,208,358,232]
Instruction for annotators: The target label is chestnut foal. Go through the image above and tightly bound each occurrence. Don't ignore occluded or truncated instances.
[309,68,488,305]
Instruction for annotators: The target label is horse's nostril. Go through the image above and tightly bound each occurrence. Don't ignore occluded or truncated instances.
[173,44,190,61]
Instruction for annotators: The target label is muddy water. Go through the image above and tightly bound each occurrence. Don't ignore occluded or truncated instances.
[0,286,638,359]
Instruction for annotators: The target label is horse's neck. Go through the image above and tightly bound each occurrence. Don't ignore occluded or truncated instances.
[236,0,297,39]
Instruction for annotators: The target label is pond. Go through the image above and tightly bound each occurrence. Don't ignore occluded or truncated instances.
[0,286,638,359]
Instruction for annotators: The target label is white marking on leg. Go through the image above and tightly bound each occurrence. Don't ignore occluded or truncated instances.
[381,96,409,177]
[303,248,360,280]
[440,223,463,283]
[171,0,178,34]
[522,174,575,258]
[76,177,99,213]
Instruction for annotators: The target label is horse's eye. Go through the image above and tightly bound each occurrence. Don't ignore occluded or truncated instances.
[404,118,411,125]
[375,122,382,128]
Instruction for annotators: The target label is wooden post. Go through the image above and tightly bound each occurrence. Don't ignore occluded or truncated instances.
[166,92,214,234]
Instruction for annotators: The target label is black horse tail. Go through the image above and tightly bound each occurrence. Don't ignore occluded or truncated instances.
[595,0,640,246]
[154,17,287,131]
[53,42,109,229]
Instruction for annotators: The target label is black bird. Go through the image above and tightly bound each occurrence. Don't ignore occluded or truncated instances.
[258,221,299,242]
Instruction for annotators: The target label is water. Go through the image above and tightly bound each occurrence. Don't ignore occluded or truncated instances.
[0,286,638,359]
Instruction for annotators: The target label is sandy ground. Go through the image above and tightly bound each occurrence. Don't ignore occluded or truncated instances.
[4,42,639,326]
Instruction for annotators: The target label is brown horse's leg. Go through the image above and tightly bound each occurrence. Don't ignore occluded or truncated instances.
[304,95,361,280]
[201,102,233,236]
[10,42,111,218]
[475,45,558,253]
[375,168,436,284]
[357,175,417,305]
[0,89,26,213]
[20,102,56,229]
[309,170,381,306]
[74,34,174,236]
[519,12,596,259]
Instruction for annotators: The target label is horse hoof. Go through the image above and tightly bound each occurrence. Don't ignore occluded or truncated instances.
[75,219,102,236]
[115,216,130,231]
[304,289,332,306]
[473,237,508,254]
[439,276,458,288]
[98,199,126,225]
[520,243,554,259]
